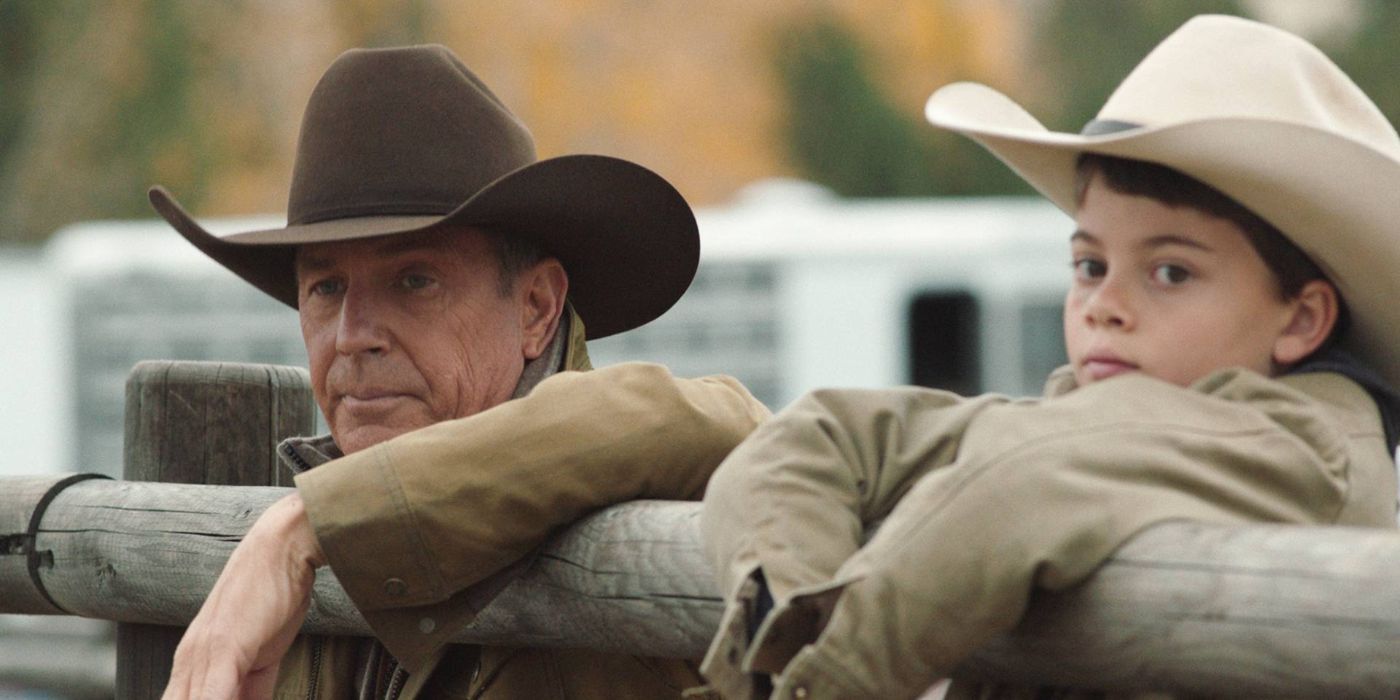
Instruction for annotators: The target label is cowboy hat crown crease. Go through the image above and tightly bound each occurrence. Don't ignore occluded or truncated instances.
[288,45,538,226]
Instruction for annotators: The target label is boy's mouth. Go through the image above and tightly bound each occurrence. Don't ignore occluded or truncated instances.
[1081,353,1139,381]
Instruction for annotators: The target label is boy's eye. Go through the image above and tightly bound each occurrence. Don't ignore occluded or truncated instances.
[1072,258,1106,280]
[1151,264,1191,285]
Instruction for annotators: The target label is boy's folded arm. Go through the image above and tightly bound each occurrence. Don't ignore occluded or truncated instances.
[702,386,1009,597]
[699,386,1007,696]
[765,373,1361,698]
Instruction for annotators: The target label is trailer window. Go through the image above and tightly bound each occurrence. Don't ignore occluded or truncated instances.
[908,291,980,396]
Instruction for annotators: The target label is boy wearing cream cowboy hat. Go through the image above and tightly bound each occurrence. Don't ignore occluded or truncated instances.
[698,14,1400,700]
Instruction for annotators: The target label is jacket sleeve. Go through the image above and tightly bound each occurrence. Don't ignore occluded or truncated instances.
[699,386,1008,697]
[703,371,1361,700]
[294,361,770,670]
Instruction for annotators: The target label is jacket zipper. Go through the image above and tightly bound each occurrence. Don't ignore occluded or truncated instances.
[306,637,324,700]
[385,664,407,700]
[281,442,315,474]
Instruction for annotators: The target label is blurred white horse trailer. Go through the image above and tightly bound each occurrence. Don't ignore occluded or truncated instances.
[591,180,1072,409]
[0,182,1073,480]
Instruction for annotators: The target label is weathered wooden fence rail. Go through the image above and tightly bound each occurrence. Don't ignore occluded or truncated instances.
[4,476,1400,697]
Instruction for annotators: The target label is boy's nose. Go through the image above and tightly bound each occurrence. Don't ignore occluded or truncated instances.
[1084,277,1135,330]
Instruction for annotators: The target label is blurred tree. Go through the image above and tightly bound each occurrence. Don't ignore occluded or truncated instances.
[4,0,1396,241]
[1028,0,1251,132]
[0,1,438,245]
[0,2,215,243]
[1323,0,1400,127]
[329,0,430,47]
[0,2,45,188]
[773,14,1029,198]
[774,16,935,197]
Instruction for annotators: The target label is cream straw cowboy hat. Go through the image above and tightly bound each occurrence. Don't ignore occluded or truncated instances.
[925,14,1400,387]
[151,44,698,339]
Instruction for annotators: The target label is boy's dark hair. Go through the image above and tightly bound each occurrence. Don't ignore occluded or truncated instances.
[1074,153,1327,298]
[1074,153,1349,343]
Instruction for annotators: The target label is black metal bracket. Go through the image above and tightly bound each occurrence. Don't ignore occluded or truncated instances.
[0,531,32,556]
[6,473,112,612]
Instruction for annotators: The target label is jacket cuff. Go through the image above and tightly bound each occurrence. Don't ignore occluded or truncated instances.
[744,581,843,676]
[295,444,446,610]
[701,568,865,699]
[770,642,868,700]
[701,574,763,700]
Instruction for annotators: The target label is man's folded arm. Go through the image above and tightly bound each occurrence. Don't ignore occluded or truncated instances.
[295,361,770,612]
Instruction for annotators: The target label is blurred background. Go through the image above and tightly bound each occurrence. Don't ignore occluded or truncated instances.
[1,0,1395,697]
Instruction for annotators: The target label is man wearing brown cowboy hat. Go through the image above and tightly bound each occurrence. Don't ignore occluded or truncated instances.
[700,15,1400,699]
[154,45,769,699]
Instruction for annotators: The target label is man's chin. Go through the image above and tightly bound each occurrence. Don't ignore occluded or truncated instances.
[332,415,435,455]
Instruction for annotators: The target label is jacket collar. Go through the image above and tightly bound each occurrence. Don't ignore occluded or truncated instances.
[1044,354,1399,452]
[1289,347,1400,452]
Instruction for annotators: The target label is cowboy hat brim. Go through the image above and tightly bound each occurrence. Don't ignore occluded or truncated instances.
[926,81,1400,389]
[150,153,699,340]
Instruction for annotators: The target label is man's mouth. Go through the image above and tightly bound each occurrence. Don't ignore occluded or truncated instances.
[338,390,413,412]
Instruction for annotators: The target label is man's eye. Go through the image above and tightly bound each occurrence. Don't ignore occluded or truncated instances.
[1072,258,1106,280]
[1152,264,1191,285]
[309,279,343,296]
[399,274,434,290]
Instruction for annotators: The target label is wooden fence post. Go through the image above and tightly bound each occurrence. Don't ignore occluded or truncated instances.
[115,361,315,700]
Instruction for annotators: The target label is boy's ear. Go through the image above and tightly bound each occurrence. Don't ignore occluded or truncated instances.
[1273,280,1340,367]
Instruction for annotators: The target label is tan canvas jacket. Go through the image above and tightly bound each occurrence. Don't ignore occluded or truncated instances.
[272,308,771,698]
[699,367,1398,699]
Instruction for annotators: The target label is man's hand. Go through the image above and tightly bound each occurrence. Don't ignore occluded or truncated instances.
[163,493,328,700]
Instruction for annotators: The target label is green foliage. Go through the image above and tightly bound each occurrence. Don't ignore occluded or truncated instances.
[1323,0,1400,127]
[103,0,212,219]
[772,16,1030,198]
[777,1,1321,199]
[0,1,46,204]
[0,1,440,244]
[4,2,1400,240]
[365,0,431,46]
[1030,0,1251,131]
[774,17,932,197]
[0,1,215,242]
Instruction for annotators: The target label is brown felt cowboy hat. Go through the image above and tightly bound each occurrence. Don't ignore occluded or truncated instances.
[924,14,1400,388]
[150,44,698,339]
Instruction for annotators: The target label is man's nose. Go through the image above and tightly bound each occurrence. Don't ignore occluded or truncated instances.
[1084,274,1136,330]
[334,286,391,355]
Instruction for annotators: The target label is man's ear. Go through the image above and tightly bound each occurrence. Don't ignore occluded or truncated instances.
[1273,279,1340,366]
[518,258,568,360]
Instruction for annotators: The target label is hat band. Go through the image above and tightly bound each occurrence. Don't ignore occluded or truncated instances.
[1081,119,1142,136]
[291,201,456,226]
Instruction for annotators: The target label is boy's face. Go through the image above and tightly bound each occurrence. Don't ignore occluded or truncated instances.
[1063,176,1301,388]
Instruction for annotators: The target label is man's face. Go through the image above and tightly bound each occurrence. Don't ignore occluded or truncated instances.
[1063,176,1300,388]
[296,228,535,454]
